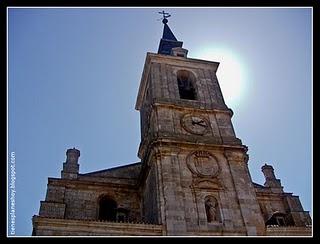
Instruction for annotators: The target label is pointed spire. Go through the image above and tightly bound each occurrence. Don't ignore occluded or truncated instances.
[162,20,178,41]
[157,11,183,55]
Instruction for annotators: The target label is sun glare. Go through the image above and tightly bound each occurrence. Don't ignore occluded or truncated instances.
[192,47,247,108]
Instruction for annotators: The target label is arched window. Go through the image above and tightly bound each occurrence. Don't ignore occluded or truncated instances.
[98,196,117,221]
[177,70,197,100]
[266,212,287,226]
[205,196,220,223]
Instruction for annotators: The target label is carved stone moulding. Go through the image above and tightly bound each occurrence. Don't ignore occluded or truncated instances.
[191,178,223,190]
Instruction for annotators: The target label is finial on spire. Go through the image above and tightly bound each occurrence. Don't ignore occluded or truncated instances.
[157,11,184,55]
[158,11,171,24]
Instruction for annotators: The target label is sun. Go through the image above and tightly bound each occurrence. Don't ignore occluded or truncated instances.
[192,46,247,108]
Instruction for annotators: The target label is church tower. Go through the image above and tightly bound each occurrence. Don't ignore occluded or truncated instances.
[32,13,311,237]
[135,15,266,235]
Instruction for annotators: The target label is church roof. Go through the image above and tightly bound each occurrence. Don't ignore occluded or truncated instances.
[81,162,141,179]
[252,182,265,188]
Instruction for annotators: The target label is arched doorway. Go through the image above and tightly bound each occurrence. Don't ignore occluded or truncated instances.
[98,196,117,221]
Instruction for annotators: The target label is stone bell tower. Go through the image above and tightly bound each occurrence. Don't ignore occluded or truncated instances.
[135,14,266,235]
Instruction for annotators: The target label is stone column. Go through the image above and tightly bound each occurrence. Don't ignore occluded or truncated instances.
[61,148,80,179]
[224,149,266,236]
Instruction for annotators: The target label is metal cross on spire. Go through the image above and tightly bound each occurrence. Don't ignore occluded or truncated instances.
[158,11,171,24]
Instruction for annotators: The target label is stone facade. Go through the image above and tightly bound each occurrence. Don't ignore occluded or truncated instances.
[32,21,311,237]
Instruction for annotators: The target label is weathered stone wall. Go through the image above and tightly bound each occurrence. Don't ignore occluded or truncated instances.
[39,178,141,222]
[154,105,237,142]
[256,193,291,221]
[138,105,241,162]
[140,73,153,140]
[256,191,312,227]
[145,143,265,236]
[224,150,266,235]
[39,202,65,218]
[154,146,188,235]
[141,163,159,224]
[137,53,227,110]
[45,185,66,203]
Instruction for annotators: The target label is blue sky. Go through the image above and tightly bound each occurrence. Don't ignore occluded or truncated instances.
[8,7,312,236]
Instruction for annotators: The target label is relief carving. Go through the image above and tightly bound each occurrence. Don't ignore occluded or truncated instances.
[187,151,220,178]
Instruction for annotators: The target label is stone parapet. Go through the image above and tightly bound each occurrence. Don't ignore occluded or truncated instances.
[32,216,163,236]
[266,226,312,236]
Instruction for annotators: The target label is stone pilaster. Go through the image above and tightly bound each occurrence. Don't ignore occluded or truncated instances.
[224,150,266,235]
[156,146,188,235]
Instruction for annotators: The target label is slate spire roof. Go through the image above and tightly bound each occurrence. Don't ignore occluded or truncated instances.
[162,19,178,41]
[157,17,183,55]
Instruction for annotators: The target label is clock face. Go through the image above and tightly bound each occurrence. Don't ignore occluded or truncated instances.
[181,114,210,135]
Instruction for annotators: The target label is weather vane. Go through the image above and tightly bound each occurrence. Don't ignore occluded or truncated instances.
[158,10,171,24]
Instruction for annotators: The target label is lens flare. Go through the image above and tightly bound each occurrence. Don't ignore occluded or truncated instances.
[192,46,247,108]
